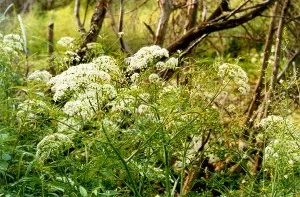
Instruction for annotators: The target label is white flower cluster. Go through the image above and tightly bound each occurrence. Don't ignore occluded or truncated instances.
[57,37,75,49]
[3,34,23,51]
[0,33,23,57]
[92,56,120,74]
[155,57,179,69]
[125,45,169,72]
[48,63,111,101]
[109,95,136,113]
[64,51,81,63]
[218,63,250,94]
[63,83,117,119]
[259,115,284,129]
[260,115,300,165]
[148,73,160,83]
[17,99,49,120]
[130,73,140,83]
[36,133,73,162]
[27,70,52,83]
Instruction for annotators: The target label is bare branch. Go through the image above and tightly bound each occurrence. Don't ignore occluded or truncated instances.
[143,22,155,40]
[74,0,86,33]
[167,0,276,54]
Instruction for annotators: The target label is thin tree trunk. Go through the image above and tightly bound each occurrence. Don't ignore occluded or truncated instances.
[107,1,132,54]
[245,2,279,127]
[118,0,131,53]
[48,22,55,75]
[184,0,198,34]
[263,0,290,118]
[74,0,86,33]
[76,0,108,62]
[154,0,173,46]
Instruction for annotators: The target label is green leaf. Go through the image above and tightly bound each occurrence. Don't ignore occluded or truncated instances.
[79,185,88,197]
[2,152,11,161]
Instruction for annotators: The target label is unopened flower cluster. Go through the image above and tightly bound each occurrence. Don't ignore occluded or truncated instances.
[17,99,49,120]
[125,45,169,72]
[36,133,73,162]
[260,115,300,165]
[218,63,250,94]
[27,70,52,83]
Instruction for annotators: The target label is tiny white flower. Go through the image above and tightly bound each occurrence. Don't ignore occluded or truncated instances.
[288,160,294,165]
[27,70,52,83]
[130,73,140,83]
[57,37,74,48]
[148,73,160,83]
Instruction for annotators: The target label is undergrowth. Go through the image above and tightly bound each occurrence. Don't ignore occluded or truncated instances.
[0,13,299,197]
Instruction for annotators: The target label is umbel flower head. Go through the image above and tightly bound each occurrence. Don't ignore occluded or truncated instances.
[92,56,120,74]
[125,45,169,72]
[0,33,23,58]
[36,133,73,162]
[48,62,111,101]
[57,37,75,49]
[27,70,52,83]
[218,63,250,94]
[63,83,117,119]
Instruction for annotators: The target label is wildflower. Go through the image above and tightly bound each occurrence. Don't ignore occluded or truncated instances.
[17,99,49,120]
[137,104,149,114]
[125,45,169,72]
[155,61,166,69]
[48,63,111,101]
[138,93,150,101]
[284,175,288,179]
[3,34,23,51]
[288,160,294,165]
[57,37,74,48]
[165,57,179,68]
[110,95,135,112]
[259,115,284,129]
[27,70,52,83]
[65,51,80,62]
[148,73,160,83]
[218,63,250,94]
[130,73,140,83]
[92,56,120,75]
[36,133,73,162]
[63,83,117,119]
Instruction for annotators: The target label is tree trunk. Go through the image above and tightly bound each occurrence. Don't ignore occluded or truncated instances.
[184,0,198,34]
[263,0,291,118]
[76,0,108,62]
[154,0,173,46]
[245,2,279,127]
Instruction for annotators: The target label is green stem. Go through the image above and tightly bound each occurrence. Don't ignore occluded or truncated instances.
[102,123,142,197]
[164,144,171,197]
